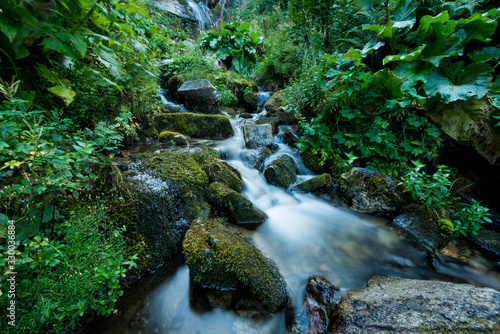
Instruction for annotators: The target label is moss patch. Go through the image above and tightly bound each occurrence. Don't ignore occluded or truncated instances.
[292,173,332,193]
[159,131,183,142]
[183,218,288,312]
[201,160,243,192]
[154,112,234,139]
[207,182,267,227]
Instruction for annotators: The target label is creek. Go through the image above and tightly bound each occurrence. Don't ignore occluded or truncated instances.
[92,91,500,334]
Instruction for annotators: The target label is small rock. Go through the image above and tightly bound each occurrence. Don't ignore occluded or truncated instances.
[173,134,188,146]
[242,124,274,149]
[244,147,272,171]
[291,174,333,193]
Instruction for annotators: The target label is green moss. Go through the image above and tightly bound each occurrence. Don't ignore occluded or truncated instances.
[183,218,288,312]
[207,182,267,226]
[294,173,332,192]
[301,150,328,174]
[438,218,455,235]
[159,131,183,141]
[154,112,234,139]
[201,160,243,192]
[141,127,159,140]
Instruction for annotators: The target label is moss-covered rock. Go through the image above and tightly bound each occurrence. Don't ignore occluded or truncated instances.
[227,78,258,103]
[339,167,409,213]
[207,182,267,228]
[201,160,243,192]
[283,130,299,148]
[243,91,259,112]
[183,218,288,313]
[300,150,329,175]
[154,112,234,139]
[291,174,333,193]
[255,111,299,133]
[392,213,451,252]
[159,131,183,142]
[468,229,500,258]
[264,90,284,116]
[264,154,297,189]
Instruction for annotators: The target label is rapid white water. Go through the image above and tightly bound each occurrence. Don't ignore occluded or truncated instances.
[97,91,500,334]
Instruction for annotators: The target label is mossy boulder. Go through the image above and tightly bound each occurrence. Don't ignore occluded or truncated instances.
[227,78,258,103]
[244,147,272,171]
[154,112,233,139]
[301,150,329,174]
[255,111,299,133]
[207,182,267,228]
[264,154,297,189]
[201,159,243,192]
[243,91,259,112]
[392,213,451,252]
[291,174,333,193]
[264,90,284,116]
[183,218,288,313]
[339,167,408,213]
[283,130,300,147]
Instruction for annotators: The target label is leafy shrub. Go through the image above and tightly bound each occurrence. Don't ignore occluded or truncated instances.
[400,161,491,237]
[0,202,137,333]
[200,21,263,74]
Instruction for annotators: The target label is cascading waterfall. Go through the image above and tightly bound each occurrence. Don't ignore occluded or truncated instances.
[186,0,214,29]
[149,0,215,29]
[96,90,500,334]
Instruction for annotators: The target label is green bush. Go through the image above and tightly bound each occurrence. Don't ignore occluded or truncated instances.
[400,161,491,237]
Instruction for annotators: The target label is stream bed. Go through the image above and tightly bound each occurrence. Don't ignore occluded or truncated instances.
[89,93,500,334]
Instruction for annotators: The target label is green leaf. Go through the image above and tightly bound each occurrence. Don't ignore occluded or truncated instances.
[0,19,17,43]
[421,29,466,67]
[373,69,405,97]
[392,0,417,29]
[39,36,80,61]
[468,47,500,62]
[416,12,450,41]
[424,62,492,102]
[383,45,425,65]
[394,61,434,91]
[361,39,385,57]
[456,12,498,43]
[428,97,500,164]
[48,86,76,106]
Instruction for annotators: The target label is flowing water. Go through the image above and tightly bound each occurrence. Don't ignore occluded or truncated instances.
[95,91,500,334]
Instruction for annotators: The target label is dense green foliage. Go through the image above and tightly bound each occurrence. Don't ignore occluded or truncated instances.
[401,161,491,237]
[200,21,263,74]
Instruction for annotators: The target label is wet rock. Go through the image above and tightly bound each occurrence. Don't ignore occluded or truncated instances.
[290,276,339,334]
[173,134,188,146]
[207,182,267,228]
[115,147,219,274]
[291,174,333,193]
[339,167,408,213]
[201,159,243,192]
[255,111,299,133]
[242,124,274,149]
[468,229,500,258]
[331,275,500,333]
[239,112,254,119]
[301,150,329,175]
[154,112,233,139]
[183,218,289,313]
[264,154,297,189]
[158,131,183,142]
[393,212,451,252]
[244,147,272,171]
[177,79,221,114]
[264,90,284,116]
[243,91,259,112]
[283,130,300,147]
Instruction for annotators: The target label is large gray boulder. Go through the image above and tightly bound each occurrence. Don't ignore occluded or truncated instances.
[339,167,408,213]
[242,124,274,149]
[264,154,297,189]
[177,79,221,114]
[332,276,500,333]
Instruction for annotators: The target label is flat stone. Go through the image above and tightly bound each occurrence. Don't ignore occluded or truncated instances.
[332,276,500,333]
